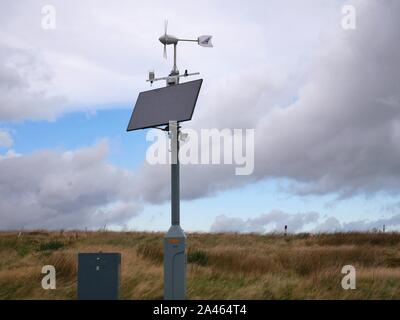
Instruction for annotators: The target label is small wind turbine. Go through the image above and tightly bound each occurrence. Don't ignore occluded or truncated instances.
[148,20,213,86]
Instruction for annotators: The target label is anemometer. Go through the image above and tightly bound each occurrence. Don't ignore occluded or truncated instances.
[147,20,213,86]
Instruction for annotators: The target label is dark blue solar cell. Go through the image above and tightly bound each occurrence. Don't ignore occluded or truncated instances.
[127,79,202,131]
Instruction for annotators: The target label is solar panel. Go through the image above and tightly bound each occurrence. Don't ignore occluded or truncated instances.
[127,79,203,131]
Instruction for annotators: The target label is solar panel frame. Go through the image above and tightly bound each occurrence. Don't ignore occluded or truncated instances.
[127,79,203,131]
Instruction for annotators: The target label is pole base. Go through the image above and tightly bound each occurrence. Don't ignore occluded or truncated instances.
[164,225,186,300]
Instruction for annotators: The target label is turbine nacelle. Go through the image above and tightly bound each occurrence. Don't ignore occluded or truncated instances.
[159,34,178,45]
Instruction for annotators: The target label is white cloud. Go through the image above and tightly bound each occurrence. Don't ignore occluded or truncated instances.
[0,129,13,148]
[210,211,400,234]
[0,0,339,121]
[0,140,142,230]
[0,44,66,121]
[251,0,400,198]
[339,214,400,232]
[316,217,342,233]
[210,215,247,233]
[0,149,20,160]
[210,210,319,233]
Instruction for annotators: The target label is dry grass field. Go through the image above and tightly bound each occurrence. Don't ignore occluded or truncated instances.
[0,231,400,300]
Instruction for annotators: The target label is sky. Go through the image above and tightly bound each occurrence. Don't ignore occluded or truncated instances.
[1,0,400,233]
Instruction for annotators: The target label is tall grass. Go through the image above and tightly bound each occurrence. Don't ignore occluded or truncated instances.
[0,231,399,299]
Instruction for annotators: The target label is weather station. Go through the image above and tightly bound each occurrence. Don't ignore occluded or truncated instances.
[127,21,213,300]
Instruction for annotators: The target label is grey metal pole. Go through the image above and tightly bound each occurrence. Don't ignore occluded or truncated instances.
[173,44,178,74]
[164,120,186,300]
[171,121,180,225]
